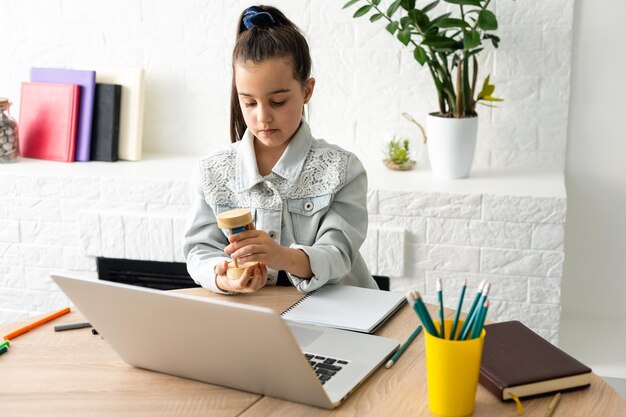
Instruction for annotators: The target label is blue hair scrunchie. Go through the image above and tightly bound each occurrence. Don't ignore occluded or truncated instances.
[242,6,275,30]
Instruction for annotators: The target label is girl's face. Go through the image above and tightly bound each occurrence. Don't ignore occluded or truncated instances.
[235,57,315,151]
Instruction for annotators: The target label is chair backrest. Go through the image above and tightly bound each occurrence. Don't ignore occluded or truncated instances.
[372,275,390,291]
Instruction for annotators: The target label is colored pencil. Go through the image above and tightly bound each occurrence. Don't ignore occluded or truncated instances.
[385,325,423,368]
[544,392,562,417]
[456,280,484,340]
[406,291,438,337]
[437,278,445,338]
[3,307,71,341]
[0,340,9,349]
[470,300,489,339]
[450,279,467,340]
[414,291,440,338]
[459,282,490,340]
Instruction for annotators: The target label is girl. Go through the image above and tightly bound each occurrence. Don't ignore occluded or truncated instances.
[183,5,378,294]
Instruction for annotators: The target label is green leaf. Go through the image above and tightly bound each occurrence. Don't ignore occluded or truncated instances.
[342,0,360,9]
[422,0,440,13]
[413,46,428,65]
[476,74,502,102]
[444,0,481,6]
[408,9,430,30]
[467,47,484,57]
[464,29,481,50]
[481,96,503,102]
[430,12,452,27]
[386,21,400,34]
[353,5,372,18]
[370,12,384,22]
[422,35,459,49]
[434,18,470,29]
[372,0,382,5]
[401,0,416,10]
[387,0,402,17]
[400,16,413,29]
[477,9,498,30]
[483,33,500,48]
[397,28,412,45]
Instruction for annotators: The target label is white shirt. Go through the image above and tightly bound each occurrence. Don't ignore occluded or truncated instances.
[183,120,378,294]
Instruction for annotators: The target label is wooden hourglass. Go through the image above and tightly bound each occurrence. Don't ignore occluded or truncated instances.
[216,208,259,279]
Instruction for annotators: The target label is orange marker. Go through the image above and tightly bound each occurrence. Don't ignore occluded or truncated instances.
[3,307,71,341]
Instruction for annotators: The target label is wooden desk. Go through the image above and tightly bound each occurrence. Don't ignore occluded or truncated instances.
[1,287,624,417]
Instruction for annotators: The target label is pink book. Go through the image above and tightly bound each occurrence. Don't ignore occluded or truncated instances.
[19,82,81,162]
[30,68,96,161]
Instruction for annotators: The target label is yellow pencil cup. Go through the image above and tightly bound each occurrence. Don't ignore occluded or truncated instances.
[424,319,486,417]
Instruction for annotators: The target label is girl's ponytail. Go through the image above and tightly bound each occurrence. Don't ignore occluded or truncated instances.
[229,5,312,142]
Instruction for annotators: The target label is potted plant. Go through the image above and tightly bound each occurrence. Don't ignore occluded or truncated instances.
[343,0,503,178]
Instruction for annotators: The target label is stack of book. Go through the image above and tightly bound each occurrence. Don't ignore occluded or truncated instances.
[19,67,145,162]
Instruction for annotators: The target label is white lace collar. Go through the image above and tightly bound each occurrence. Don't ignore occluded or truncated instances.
[235,120,313,192]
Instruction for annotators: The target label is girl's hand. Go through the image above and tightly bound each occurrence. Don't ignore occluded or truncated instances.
[215,260,268,293]
[224,224,286,271]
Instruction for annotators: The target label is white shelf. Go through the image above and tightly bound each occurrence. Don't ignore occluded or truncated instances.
[357,152,566,198]
[0,153,566,198]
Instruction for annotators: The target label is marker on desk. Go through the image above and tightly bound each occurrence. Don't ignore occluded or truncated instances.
[0,340,9,350]
[0,345,8,356]
[54,322,92,332]
[386,325,423,368]
[3,307,71,341]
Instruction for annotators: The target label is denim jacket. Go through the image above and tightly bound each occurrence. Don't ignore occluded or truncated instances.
[183,120,377,294]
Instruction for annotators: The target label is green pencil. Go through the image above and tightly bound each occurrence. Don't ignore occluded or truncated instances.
[456,280,485,340]
[406,291,439,337]
[385,325,423,368]
[450,279,467,340]
[459,282,490,340]
[437,278,445,338]
[415,291,440,338]
[470,300,489,339]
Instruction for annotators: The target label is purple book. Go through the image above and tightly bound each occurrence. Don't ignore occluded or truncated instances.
[30,68,96,161]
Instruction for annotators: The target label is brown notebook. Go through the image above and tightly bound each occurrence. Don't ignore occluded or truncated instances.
[479,321,592,400]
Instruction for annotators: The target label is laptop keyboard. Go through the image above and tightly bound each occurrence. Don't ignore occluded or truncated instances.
[304,353,349,385]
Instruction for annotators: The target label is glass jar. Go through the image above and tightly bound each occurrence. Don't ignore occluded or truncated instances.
[0,98,19,162]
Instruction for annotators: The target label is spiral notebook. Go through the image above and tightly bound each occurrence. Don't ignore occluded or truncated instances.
[281,285,406,334]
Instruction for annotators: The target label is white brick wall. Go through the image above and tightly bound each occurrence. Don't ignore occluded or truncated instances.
[0,162,566,343]
[0,0,574,168]
[0,0,573,342]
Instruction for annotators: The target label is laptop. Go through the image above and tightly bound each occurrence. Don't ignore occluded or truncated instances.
[51,275,399,409]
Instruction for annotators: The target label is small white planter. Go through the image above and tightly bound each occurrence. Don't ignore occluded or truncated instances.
[427,113,478,179]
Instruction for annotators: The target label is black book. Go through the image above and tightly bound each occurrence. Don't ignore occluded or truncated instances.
[90,83,121,161]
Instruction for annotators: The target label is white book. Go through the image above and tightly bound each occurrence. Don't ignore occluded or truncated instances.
[281,285,406,334]
[94,68,145,161]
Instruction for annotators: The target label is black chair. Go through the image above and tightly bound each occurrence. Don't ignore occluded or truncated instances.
[373,275,390,291]
[97,257,392,292]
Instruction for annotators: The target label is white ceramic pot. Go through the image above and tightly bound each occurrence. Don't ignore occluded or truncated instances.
[427,113,478,179]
